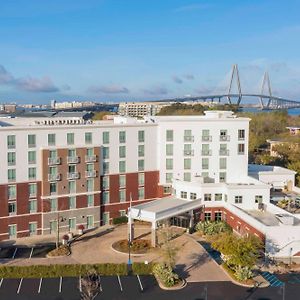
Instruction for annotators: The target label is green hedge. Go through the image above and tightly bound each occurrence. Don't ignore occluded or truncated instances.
[0,263,127,278]
[132,262,155,275]
[112,216,128,225]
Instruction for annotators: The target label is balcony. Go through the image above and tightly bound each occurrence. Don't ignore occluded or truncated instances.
[48,157,61,165]
[201,150,212,156]
[67,156,80,164]
[183,150,194,156]
[219,149,229,156]
[67,172,80,180]
[85,170,97,178]
[48,173,61,181]
[202,135,212,142]
[85,155,97,163]
[184,136,194,142]
[219,135,230,142]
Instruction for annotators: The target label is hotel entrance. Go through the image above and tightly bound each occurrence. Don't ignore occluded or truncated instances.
[170,214,191,229]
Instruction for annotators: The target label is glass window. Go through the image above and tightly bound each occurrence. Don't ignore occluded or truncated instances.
[219,172,226,182]
[119,146,126,158]
[8,152,16,166]
[238,144,245,155]
[119,210,126,217]
[48,134,56,146]
[69,196,76,209]
[166,144,173,156]
[69,218,76,231]
[86,179,94,192]
[166,173,173,183]
[8,202,16,215]
[166,158,173,170]
[138,130,145,143]
[190,193,197,200]
[166,130,173,142]
[68,149,76,157]
[119,161,126,173]
[138,145,144,157]
[102,176,109,190]
[220,130,227,136]
[28,151,36,164]
[215,194,222,201]
[235,196,243,203]
[103,147,109,159]
[255,195,263,203]
[138,187,144,200]
[138,173,145,185]
[184,144,192,155]
[204,212,211,221]
[202,129,210,136]
[204,194,212,201]
[87,148,94,156]
[215,212,222,221]
[119,131,126,143]
[181,191,187,199]
[28,167,36,180]
[138,159,144,171]
[50,198,57,211]
[220,158,227,169]
[85,132,92,144]
[50,220,57,234]
[119,174,126,188]
[7,135,16,149]
[238,129,245,140]
[8,169,16,181]
[67,133,74,145]
[119,189,126,202]
[49,150,57,158]
[202,172,209,178]
[86,163,94,172]
[8,224,17,238]
[184,158,191,170]
[183,172,191,182]
[103,162,109,174]
[103,212,110,225]
[202,158,209,170]
[29,200,37,213]
[69,181,76,193]
[102,191,109,204]
[103,131,109,144]
[29,183,37,197]
[87,194,94,207]
[28,134,36,148]
[50,182,57,194]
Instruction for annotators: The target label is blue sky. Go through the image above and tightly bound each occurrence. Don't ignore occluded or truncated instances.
[0,0,299,103]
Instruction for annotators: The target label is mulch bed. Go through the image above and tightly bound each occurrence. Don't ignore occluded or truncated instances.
[112,239,151,254]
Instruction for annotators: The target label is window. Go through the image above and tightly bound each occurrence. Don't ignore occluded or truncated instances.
[219,172,226,182]
[238,144,245,155]
[8,169,16,182]
[202,129,211,141]
[8,185,16,200]
[29,183,37,197]
[87,179,94,192]
[29,199,37,213]
[103,162,109,174]
[85,132,92,144]
[69,218,76,231]
[181,191,187,199]
[190,193,197,200]
[7,135,16,149]
[138,187,144,200]
[119,175,126,188]
[68,149,76,158]
[87,215,94,229]
[69,196,76,209]
[28,151,36,164]
[67,133,74,145]
[204,212,211,221]
[49,150,57,158]
[202,144,210,155]
[202,158,209,170]
[119,161,126,173]
[220,158,227,169]
[202,172,209,178]
[8,224,17,238]
[238,129,245,140]
[28,167,36,180]
[49,166,57,176]
[166,158,173,170]
[8,202,16,215]
[8,152,16,166]
[102,176,109,190]
[164,186,171,194]
[166,144,173,156]
[215,194,222,201]
[87,194,94,207]
[50,182,57,194]
[86,163,94,172]
[119,189,126,202]
[184,144,192,155]
[69,181,76,193]
[255,195,263,204]
[28,134,36,148]
[119,131,126,143]
[220,144,228,155]
[87,148,94,157]
[166,173,173,183]
[184,130,193,142]
[166,130,173,142]
[220,130,227,136]
[103,212,110,225]
[215,212,222,221]
[138,130,145,142]
[138,145,144,157]
[235,196,243,204]
[119,146,126,158]
[204,194,212,201]
[138,159,144,171]
[184,158,191,170]
[50,198,57,211]
[103,147,109,159]
[138,173,145,185]
[48,134,56,146]
[102,191,110,204]
[183,172,191,182]
[119,210,126,217]
[29,222,37,236]
[103,131,109,144]
[50,220,57,234]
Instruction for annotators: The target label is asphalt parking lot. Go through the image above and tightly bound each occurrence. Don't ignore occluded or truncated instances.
[0,244,56,259]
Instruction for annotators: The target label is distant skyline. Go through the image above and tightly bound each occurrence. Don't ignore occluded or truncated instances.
[0,0,300,103]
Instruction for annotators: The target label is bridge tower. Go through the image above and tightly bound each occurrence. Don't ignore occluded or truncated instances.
[260,71,273,109]
[227,64,242,106]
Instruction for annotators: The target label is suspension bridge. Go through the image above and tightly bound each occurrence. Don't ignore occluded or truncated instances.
[160,65,300,110]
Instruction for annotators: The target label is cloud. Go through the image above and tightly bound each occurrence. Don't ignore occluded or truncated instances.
[172,75,183,84]
[88,84,130,94]
[183,74,195,80]
[0,64,60,93]
[143,86,169,96]
[174,3,212,12]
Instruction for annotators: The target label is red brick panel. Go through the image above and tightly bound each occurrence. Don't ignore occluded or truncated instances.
[144,171,159,199]
[126,173,138,201]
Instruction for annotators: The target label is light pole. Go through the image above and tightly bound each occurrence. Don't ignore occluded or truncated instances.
[128,233,132,274]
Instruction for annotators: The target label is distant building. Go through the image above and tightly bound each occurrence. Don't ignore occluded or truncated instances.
[0,104,17,113]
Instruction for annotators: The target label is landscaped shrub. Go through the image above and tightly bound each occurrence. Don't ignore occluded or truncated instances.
[132,262,155,275]
[153,264,179,287]
[234,266,253,281]
[112,216,128,225]
[195,221,232,235]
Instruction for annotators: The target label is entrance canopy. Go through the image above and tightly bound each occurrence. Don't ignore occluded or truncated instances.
[129,196,203,223]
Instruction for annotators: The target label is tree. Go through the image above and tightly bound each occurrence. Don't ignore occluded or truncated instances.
[79,270,101,300]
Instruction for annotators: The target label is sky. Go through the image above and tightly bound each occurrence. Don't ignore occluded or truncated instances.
[0,0,300,104]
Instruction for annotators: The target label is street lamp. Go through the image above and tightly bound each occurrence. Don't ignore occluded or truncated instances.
[128,233,132,274]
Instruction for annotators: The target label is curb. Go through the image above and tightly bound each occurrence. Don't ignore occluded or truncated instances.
[155,274,187,290]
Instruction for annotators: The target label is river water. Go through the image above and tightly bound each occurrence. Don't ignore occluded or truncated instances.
[240,107,300,116]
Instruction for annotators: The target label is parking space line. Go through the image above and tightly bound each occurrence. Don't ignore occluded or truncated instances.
[98,275,102,292]
[136,275,143,291]
[59,277,62,293]
[38,278,42,293]
[0,278,3,288]
[17,278,23,294]
[29,247,34,259]
[117,275,123,292]
[12,248,18,259]
[79,276,82,292]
